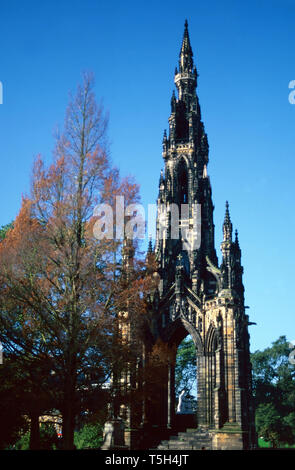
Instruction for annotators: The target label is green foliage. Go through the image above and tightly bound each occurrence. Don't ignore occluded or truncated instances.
[0,222,13,241]
[13,423,58,450]
[175,336,197,398]
[13,431,30,450]
[258,437,271,448]
[251,336,295,448]
[39,423,59,449]
[74,422,104,449]
[255,403,293,448]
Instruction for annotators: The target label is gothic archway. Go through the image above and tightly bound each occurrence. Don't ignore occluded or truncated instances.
[205,324,218,426]
[155,316,204,430]
[175,334,197,427]
[177,159,188,205]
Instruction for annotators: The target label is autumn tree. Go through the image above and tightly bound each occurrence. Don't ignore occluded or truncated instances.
[0,73,145,449]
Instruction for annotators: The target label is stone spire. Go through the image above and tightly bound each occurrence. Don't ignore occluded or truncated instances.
[174,20,198,103]
[155,21,218,296]
[119,23,255,451]
[220,203,244,299]
[179,19,194,73]
[147,236,153,255]
[223,201,233,242]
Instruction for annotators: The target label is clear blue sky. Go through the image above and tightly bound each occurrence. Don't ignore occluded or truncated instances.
[0,0,294,353]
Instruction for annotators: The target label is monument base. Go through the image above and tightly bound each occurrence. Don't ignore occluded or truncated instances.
[100,418,127,450]
[211,423,248,450]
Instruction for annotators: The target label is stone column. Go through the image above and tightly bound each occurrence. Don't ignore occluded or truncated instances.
[214,346,222,428]
[226,309,236,424]
[196,354,207,426]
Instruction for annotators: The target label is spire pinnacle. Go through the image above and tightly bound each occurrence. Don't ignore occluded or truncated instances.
[148,236,153,254]
[225,200,230,219]
[180,20,193,56]
[162,129,167,145]
[171,89,176,110]
[179,20,193,72]
[175,21,197,101]
[223,201,233,242]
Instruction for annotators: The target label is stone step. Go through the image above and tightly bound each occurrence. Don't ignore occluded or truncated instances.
[159,443,210,450]
[166,439,212,446]
[177,433,211,440]
[157,427,212,450]
[177,434,211,440]
[179,428,210,434]
[176,439,212,444]
[171,434,212,441]
[177,438,211,442]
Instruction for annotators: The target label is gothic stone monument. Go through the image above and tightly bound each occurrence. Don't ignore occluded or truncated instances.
[118,21,257,451]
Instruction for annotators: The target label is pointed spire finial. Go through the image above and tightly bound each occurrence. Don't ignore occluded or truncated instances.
[179,19,193,72]
[225,200,230,220]
[223,201,232,242]
[171,89,176,112]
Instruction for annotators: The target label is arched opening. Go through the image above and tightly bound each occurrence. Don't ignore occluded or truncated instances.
[175,335,197,415]
[178,159,188,205]
[175,101,189,140]
[146,318,204,431]
[165,332,198,431]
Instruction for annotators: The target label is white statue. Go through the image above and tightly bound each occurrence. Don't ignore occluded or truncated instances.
[177,390,193,414]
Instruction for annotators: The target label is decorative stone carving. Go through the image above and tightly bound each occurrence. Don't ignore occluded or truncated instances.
[115,21,257,451]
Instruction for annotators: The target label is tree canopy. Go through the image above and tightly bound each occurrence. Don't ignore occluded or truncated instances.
[251,336,295,447]
[0,73,147,449]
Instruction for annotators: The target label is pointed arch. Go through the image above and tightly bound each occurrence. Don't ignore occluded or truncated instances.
[177,158,189,205]
[205,322,218,355]
[164,316,204,356]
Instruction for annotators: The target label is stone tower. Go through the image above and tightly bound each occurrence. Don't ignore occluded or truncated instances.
[120,21,256,451]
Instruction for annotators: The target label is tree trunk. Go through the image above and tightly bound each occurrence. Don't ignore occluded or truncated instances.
[29,412,40,450]
[62,407,75,449]
[61,375,76,450]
